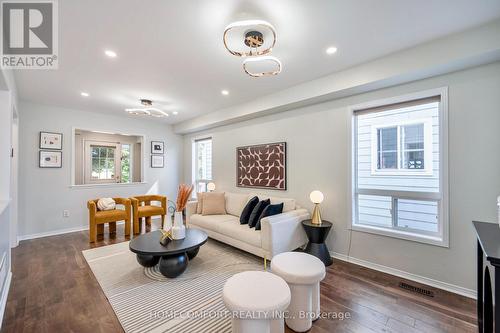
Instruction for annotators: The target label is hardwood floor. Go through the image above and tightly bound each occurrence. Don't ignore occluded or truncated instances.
[1,221,476,333]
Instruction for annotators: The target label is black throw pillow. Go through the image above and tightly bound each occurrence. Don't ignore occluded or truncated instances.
[255,203,284,230]
[240,196,259,224]
[248,199,270,228]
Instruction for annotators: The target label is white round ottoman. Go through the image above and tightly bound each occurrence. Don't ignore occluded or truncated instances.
[223,271,291,333]
[271,252,326,332]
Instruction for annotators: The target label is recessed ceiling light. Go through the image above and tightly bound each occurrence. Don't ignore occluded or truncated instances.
[81,92,89,97]
[172,111,178,115]
[221,90,229,96]
[326,46,338,55]
[104,50,117,58]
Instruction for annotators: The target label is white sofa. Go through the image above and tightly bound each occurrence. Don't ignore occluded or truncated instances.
[186,192,310,261]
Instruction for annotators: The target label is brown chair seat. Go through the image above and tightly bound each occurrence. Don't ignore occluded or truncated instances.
[130,195,167,234]
[95,209,128,223]
[137,205,165,218]
[87,198,131,243]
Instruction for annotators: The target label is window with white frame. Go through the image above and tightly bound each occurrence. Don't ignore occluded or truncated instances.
[193,137,212,193]
[352,91,448,246]
[371,118,433,175]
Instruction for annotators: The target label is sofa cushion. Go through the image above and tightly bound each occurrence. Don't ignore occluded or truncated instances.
[190,214,237,232]
[248,199,270,228]
[239,196,259,224]
[217,220,262,248]
[255,202,283,230]
[225,192,250,217]
[202,192,227,215]
[251,194,295,212]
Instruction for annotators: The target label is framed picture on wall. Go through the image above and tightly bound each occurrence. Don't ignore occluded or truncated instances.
[151,141,164,154]
[40,132,63,150]
[151,155,164,168]
[39,150,62,168]
[237,142,287,190]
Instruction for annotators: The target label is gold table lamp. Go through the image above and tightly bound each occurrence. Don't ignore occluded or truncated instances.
[309,190,324,225]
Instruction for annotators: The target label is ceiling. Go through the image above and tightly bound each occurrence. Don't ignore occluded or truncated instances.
[13,0,500,124]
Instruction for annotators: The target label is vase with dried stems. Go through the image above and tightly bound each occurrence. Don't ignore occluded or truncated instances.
[172,184,193,239]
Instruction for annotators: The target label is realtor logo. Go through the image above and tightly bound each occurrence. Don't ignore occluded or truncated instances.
[1,0,58,69]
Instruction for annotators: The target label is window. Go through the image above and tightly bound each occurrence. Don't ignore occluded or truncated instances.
[90,145,116,181]
[73,129,143,186]
[351,90,448,246]
[121,144,131,183]
[372,119,432,175]
[193,137,212,193]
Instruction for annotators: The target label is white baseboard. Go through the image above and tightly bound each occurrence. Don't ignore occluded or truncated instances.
[331,251,476,299]
[18,225,89,241]
[17,217,162,242]
[0,270,12,329]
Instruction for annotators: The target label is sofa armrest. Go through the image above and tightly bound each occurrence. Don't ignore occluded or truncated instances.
[186,201,198,222]
[261,208,310,257]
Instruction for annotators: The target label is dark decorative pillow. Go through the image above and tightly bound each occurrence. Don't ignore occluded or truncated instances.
[248,199,270,228]
[255,203,284,230]
[240,196,259,224]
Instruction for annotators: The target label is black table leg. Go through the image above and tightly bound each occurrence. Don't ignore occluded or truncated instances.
[136,254,160,267]
[478,240,484,333]
[159,252,189,278]
[186,246,200,260]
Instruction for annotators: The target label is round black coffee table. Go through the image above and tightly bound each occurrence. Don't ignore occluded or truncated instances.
[129,229,208,278]
[302,219,333,266]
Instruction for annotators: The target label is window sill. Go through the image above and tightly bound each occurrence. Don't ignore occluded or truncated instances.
[70,182,147,189]
[351,223,448,248]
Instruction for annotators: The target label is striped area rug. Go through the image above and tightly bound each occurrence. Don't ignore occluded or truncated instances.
[82,239,263,333]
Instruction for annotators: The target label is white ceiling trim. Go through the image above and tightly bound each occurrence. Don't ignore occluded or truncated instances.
[174,19,500,134]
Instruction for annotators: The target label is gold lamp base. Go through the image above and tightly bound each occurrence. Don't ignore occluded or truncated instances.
[311,203,322,225]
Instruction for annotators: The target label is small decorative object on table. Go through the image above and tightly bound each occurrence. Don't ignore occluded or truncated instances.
[302,219,333,266]
[171,184,193,240]
[309,190,324,225]
[159,229,172,246]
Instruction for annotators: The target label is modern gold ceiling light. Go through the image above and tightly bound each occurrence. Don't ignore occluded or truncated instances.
[243,56,282,77]
[223,19,282,77]
[223,20,276,57]
[125,99,169,118]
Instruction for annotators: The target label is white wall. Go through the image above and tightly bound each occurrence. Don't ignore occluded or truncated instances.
[0,88,13,328]
[183,62,500,294]
[18,102,183,238]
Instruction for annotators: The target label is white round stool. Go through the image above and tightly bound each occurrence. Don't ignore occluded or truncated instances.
[223,271,291,333]
[271,252,326,332]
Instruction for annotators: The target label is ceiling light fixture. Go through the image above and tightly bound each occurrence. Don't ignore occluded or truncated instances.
[172,111,178,115]
[243,56,282,77]
[326,46,338,55]
[221,90,229,96]
[125,99,169,117]
[104,50,117,58]
[223,20,276,57]
[223,19,282,77]
[80,92,89,97]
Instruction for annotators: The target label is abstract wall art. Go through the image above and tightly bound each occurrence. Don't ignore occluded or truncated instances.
[236,142,286,190]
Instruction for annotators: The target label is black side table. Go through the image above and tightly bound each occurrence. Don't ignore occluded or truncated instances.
[302,219,333,266]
